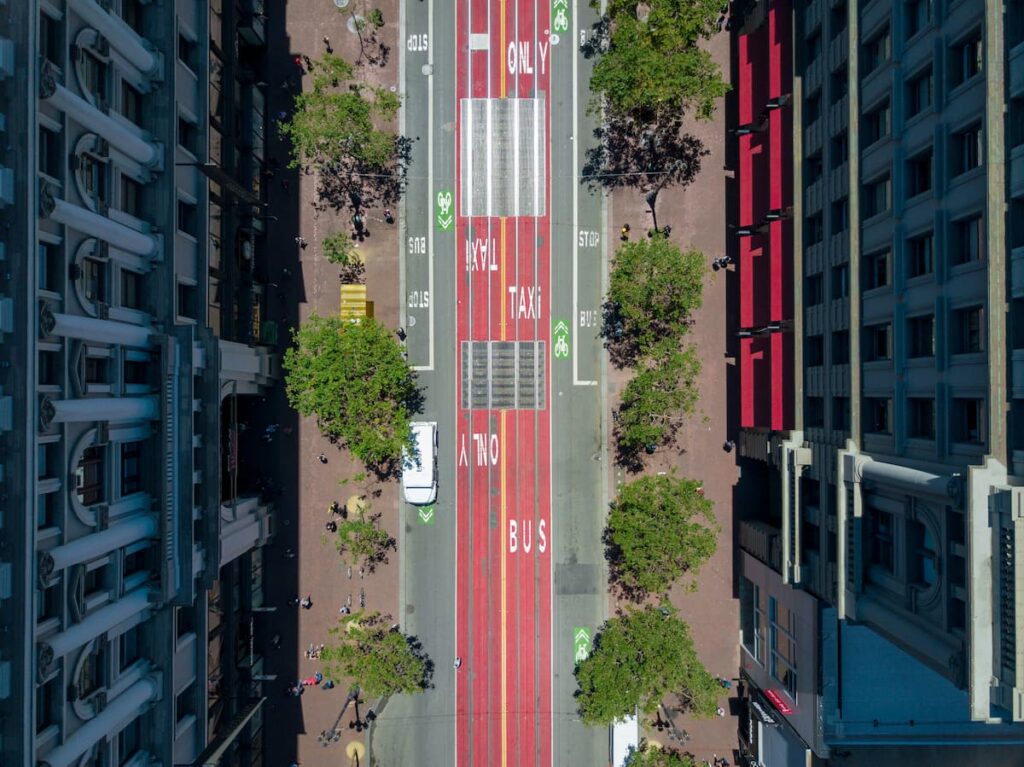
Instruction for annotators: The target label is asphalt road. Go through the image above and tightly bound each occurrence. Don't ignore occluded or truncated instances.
[373,0,607,764]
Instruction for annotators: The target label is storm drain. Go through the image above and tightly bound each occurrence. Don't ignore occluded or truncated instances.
[461,341,546,410]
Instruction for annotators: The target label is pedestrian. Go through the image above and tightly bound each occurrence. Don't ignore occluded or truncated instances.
[280,179,290,191]
[339,605,351,614]
[293,55,304,71]
[663,224,673,235]
[323,679,335,689]
[696,485,705,497]
[315,671,324,684]
[384,207,394,224]
[325,520,337,533]
[300,595,313,609]
[303,55,313,70]
[294,236,307,249]
[318,453,328,464]
[620,223,630,240]
[265,424,279,434]
[281,267,292,279]
[723,439,736,453]
[323,36,333,53]
[276,109,288,121]
[271,633,281,647]
[716,706,726,717]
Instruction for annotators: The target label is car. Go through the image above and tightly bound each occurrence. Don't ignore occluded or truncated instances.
[402,421,438,505]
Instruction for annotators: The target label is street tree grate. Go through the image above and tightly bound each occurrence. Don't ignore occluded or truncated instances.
[461,341,546,410]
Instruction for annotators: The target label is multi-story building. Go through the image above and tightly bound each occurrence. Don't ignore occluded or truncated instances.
[0,0,277,764]
[734,0,1024,764]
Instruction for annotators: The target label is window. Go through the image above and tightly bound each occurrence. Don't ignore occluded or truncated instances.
[952,123,982,176]
[863,25,891,74]
[121,81,143,126]
[906,0,932,38]
[831,66,848,104]
[120,176,143,218]
[806,396,825,427]
[121,0,145,34]
[908,520,938,586]
[38,241,62,293]
[864,249,890,290]
[806,335,824,366]
[81,49,109,104]
[752,584,765,665]
[868,506,895,572]
[39,126,62,178]
[124,547,149,578]
[952,398,986,444]
[80,153,109,203]
[952,305,984,354]
[831,198,849,235]
[177,282,198,320]
[832,330,849,364]
[121,441,142,495]
[908,397,936,439]
[805,213,824,246]
[907,66,933,116]
[121,270,143,310]
[831,131,848,169]
[951,215,984,265]
[830,2,847,39]
[806,152,823,184]
[864,322,892,361]
[176,605,197,640]
[863,175,890,218]
[807,30,822,64]
[85,356,108,385]
[951,31,982,87]
[119,624,142,671]
[176,683,196,724]
[81,257,107,303]
[178,33,198,72]
[178,115,197,155]
[76,641,106,700]
[75,446,105,506]
[907,314,935,358]
[832,396,850,431]
[862,101,890,147]
[865,397,892,433]
[831,263,849,298]
[804,92,821,126]
[177,199,198,237]
[768,597,798,700]
[118,717,142,764]
[806,273,823,305]
[40,12,61,65]
[36,678,58,734]
[124,360,148,385]
[907,231,934,277]
[907,148,933,196]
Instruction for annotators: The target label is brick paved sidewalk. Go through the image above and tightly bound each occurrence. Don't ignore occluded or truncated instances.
[604,28,745,766]
[261,0,402,765]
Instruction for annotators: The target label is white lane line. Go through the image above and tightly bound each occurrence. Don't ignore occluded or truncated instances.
[572,0,597,387]
[413,0,436,372]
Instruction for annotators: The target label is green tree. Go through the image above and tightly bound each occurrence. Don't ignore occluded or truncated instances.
[283,314,418,474]
[606,474,718,599]
[588,0,728,120]
[335,507,394,570]
[625,743,697,767]
[322,232,365,283]
[321,611,430,697]
[574,604,719,725]
[603,237,705,366]
[278,54,408,209]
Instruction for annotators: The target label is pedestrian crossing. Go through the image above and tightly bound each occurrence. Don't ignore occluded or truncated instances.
[460,340,546,410]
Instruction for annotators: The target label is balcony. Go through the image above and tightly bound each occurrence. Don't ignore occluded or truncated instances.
[740,519,782,573]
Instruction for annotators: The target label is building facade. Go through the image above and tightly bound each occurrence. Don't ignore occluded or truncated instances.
[734,0,1024,763]
[0,0,277,765]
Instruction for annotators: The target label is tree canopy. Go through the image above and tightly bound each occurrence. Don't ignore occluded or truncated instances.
[283,315,419,474]
[625,744,697,767]
[335,507,395,571]
[278,54,409,210]
[588,0,728,120]
[574,604,719,725]
[606,474,718,599]
[321,611,430,697]
[604,237,706,366]
[615,343,702,464]
[322,231,365,283]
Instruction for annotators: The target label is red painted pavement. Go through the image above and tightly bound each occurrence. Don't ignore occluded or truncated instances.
[454,0,553,765]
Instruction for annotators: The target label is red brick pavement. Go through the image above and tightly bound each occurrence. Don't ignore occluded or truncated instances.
[263,0,402,764]
[604,29,744,766]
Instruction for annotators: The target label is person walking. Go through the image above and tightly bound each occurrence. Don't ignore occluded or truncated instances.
[722,439,736,453]
[294,236,307,249]
[300,595,313,609]
[318,453,328,464]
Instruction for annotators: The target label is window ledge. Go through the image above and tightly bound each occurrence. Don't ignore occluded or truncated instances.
[862,285,892,298]
[905,273,934,286]
[903,107,935,131]
[949,351,986,364]
[949,258,986,276]
[905,356,935,367]
[947,74,983,102]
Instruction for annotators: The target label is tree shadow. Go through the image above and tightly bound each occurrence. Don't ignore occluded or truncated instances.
[602,525,656,604]
[314,136,413,215]
[404,633,434,691]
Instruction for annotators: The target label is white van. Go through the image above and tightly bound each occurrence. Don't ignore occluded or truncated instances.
[402,421,438,505]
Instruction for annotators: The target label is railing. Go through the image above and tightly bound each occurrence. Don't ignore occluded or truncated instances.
[740,519,782,573]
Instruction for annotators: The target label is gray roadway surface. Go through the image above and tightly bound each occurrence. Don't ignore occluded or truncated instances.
[373,1,608,764]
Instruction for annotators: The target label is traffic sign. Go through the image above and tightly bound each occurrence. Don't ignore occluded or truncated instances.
[435,189,454,231]
[573,626,591,663]
[417,504,436,525]
[553,318,570,359]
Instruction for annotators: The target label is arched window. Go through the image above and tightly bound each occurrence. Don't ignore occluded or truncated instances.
[75,445,105,506]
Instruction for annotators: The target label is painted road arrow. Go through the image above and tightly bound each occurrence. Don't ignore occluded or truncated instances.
[418,504,436,525]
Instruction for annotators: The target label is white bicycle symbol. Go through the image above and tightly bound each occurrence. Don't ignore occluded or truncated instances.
[554,335,569,358]
[437,190,452,217]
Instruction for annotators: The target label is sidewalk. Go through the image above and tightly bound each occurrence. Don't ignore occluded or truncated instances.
[604,27,743,765]
[261,0,402,764]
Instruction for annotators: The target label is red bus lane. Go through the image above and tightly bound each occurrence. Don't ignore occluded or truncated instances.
[455,0,552,763]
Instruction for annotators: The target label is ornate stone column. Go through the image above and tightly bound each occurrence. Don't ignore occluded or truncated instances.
[70,0,162,79]
[39,394,159,428]
[40,183,159,257]
[40,304,154,348]
[39,514,157,579]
